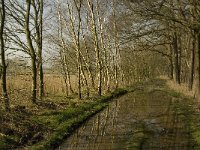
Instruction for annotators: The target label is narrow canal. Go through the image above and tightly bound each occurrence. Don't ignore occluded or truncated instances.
[57,83,198,150]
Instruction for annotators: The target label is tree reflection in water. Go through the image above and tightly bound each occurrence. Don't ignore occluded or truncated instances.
[57,89,196,150]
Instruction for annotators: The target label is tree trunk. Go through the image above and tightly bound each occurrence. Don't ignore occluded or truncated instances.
[31,58,37,103]
[178,35,182,82]
[77,2,82,99]
[188,33,195,90]
[39,0,44,98]
[172,33,181,84]
[60,52,69,96]
[113,0,119,89]
[66,66,74,94]
[32,0,44,98]
[87,0,102,96]
[62,54,74,95]
[169,45,174,79]
[83,35,95,89]
[80,61,90,97]
[0,0,10,111]
[39,59,44,97]
[57,4,74,96]
[67,0,82,99]
[25,0,37,103]
[197,32,200,93]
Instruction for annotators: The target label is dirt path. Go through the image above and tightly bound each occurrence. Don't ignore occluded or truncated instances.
[57,80,200,150]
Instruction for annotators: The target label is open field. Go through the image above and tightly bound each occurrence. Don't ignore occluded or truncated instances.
[0,74,77,109]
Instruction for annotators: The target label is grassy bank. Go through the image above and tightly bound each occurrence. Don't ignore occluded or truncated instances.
[125,78,200,149]
[161,78,200,149]
[3,78,200,149]
[0,88,127,150]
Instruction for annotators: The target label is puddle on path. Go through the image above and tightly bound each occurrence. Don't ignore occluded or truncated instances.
[57,88,196,150]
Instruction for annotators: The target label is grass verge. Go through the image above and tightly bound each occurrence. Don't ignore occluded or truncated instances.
[0,88,127,150]
[164,79,200,149]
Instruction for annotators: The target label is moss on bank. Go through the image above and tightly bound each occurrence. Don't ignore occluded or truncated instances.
[164,80,200,149]
[0,88,127,150]
[126,79,200,149]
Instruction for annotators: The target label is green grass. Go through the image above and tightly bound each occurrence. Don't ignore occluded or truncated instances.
[0,88,127,150]
[162,82,200,149]
[4,79,200,149]
[25,89,127,150]
[27,80,200,149]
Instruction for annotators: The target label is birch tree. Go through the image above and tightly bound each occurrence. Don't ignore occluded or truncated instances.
[87,0,102,96]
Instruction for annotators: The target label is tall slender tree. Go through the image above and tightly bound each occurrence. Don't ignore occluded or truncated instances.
[87,0,102,96]
[32,0,44,98]
[1,0,10,111]
[25,0,37,103]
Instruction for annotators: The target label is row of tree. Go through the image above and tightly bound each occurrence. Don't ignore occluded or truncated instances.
[1,0,44,111]
[49,0,125,99]
[122,0,200,93]
[2,0,186,111]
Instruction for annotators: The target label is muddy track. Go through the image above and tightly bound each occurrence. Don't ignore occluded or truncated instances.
[57,80,200,150]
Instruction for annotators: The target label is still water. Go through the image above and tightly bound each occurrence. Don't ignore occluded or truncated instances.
[57,88,195,150]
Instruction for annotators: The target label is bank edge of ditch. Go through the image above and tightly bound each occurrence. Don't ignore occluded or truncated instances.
[7,78,200,150]
[103,79,200,149]
[165,81,200,149]
[40,79,200,150]
[22,88,128,150]
[132,79,200,149]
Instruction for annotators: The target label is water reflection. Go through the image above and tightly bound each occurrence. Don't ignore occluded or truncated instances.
[57,90,194,150]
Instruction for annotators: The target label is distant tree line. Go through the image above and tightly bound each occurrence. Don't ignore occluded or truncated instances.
[1,0,188,111]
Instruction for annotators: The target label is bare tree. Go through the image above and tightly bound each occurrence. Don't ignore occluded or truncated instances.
[6,0,46,103]
[87,0,102,96]
[32,0,44,98]
[66,0,83,99]
[24,0,37,103]
[1,0,10,111]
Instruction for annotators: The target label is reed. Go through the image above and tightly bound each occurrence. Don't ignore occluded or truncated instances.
[0,74,77,107]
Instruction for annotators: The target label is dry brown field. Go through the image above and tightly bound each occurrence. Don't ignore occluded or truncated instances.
[0,74,77,108]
